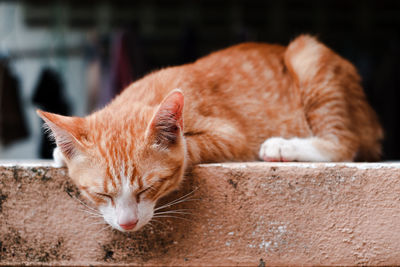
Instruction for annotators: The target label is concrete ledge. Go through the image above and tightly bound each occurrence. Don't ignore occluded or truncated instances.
[0,161,399,266]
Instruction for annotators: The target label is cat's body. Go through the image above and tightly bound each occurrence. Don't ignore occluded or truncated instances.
[38,35,382,232]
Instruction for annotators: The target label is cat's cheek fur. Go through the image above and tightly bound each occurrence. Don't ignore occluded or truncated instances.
[98,204,117,230]
[136,200,156,230]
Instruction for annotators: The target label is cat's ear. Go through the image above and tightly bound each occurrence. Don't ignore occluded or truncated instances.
[36,110,87,160]
[147,89,184,148]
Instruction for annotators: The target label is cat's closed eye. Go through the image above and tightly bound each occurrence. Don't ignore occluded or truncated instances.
[95,192,113,201]
[136,187,151,202]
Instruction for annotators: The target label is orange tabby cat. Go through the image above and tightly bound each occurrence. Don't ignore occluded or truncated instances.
[37,35,382,232]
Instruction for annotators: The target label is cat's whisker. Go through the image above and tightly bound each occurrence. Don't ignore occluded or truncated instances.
[154,208,193,212]
[69,194,98,213]
[155,197,200,211]
[78,206,100,214]
[80,213,103,221]
[94,225,112,236]
[155,188,198,209]
[152,215,194,223]
[86,221,107,227]
[78,208,102,217]
[83,215,104,221]
[150,218,168,227]
[85,214,103,219]
[154,188,199,211]
[154,210,193,216]
[79,211,100,218]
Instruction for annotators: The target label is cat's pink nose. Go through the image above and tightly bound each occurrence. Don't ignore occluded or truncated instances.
[119,219,138,230]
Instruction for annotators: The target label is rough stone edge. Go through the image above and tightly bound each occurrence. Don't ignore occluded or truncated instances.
[1,160,400,266]
[1,160,400,169]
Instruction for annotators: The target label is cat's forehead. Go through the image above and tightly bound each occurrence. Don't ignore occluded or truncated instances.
[90,125,146,156]
[107,161,139,187]
[90,104,153,130]
[93,142,156,184]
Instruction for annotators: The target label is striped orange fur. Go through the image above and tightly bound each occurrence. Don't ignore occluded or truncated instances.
[37,35,382,232]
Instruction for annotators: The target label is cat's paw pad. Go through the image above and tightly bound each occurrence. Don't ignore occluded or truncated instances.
[52,147,66,167]
[259,137,298,162]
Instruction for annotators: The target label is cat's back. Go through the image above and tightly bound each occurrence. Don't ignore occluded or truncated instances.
[184,41,294,108]
[114,41,288,101]
[192,42,287,76]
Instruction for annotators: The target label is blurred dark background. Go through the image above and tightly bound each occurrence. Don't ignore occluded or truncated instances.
[0,0,399,160]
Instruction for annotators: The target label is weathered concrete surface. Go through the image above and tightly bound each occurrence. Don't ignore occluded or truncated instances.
[0,161,399,266]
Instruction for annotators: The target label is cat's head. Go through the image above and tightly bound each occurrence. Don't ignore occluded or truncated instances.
[37,90,186,232]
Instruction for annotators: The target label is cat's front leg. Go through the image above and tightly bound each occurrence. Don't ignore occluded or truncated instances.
[259,137,332,162]
[52,147,66,167]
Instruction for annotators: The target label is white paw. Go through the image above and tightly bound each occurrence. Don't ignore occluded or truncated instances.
[259,137,299,162]
[52,147,66,167]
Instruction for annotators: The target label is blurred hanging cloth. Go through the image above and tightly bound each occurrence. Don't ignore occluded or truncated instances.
[32,67,70,158]
[111,31,134,95]
[0,60,29,146]
[97,29,145,108]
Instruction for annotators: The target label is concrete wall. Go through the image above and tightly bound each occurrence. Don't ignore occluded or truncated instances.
[0,161,399,265]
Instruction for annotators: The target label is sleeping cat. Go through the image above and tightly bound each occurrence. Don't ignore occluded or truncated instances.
[37,35,382,232]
